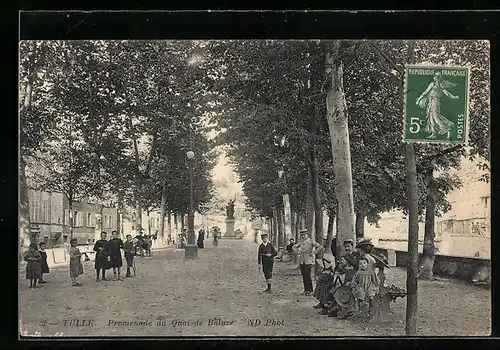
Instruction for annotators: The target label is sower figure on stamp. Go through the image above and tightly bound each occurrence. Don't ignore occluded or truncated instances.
[258,232,278,293]
[293,229,324,296]
[93,231,110,282]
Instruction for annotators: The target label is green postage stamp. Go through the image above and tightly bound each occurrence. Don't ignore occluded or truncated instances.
[404,65,470,144]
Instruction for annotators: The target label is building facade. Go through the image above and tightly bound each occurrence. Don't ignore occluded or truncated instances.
[365,156,491,258]
[27,189,118,246]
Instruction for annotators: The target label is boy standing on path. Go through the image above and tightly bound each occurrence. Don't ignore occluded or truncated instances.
[293,229,324,296]
[123,234,135,277]
[257,233,278,293]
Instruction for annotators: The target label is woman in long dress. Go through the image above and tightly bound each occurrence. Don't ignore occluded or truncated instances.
[416,71,459,139]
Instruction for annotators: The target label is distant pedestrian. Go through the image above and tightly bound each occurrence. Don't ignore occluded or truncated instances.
[123,234,135,277]
[257,232,278,293]
[93,231,110,282]
[38,242,49,284]
[24,243,42,289]
[293,229,324,296]
[69,238,83,287]
[108,231,124,281]
[197,229,205,249]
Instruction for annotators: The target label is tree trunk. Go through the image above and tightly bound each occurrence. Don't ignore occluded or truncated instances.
[159,183,167,246]
[276,207,284,248]
[136,198,143,232]
[420,167,437,280]
[311,146,324,246]
[68,200,74,240]
[282,194,292,244]
[355,212,366,239]
[305,168,315,237]
[405,143,419,336]
[94,204,104,242]
[147,208,151,236]
[167,210,172,242]
[19,157,31,249]
[325,209,335,253]
[325,41,356,257]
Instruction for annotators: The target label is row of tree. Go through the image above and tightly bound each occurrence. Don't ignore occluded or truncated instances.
[20,40,218,245]
[200,40,489,335]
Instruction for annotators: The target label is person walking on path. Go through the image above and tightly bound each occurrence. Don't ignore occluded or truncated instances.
[257,232,278,293]
[197,228,205,249]
[24,243,42,289]
[293,229,324,296]
[69,238,84,287]
[93,231,110,282]
[108,231,124,281]
[38,242,50,284]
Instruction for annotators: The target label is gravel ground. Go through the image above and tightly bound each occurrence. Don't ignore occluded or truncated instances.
[19,236,491,337]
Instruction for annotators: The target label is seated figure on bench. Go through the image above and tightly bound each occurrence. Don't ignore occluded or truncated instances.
[326,239,360,318]
[312,258,336,313]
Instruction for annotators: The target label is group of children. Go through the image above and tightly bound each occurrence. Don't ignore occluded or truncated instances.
[313,238,382,318]
[23,242,50,288]
[256,231,383,319]
[23,231,138,288]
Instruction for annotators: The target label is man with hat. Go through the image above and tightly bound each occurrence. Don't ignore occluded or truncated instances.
[292,228,324,296]
[257,232,278,293]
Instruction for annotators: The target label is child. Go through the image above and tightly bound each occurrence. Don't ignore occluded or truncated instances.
[123,234,135,277]
[69,238,83,286]
[38,242,50,284]
[93,231,110,282]
[24,243,42,288]
[257,232,278,293]
[108,231,124,281]
[348,257,379,312]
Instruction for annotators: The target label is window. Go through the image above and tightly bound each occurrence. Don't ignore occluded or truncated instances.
[87,213,96,227]
[74,211,83,227]
[156,218,160,228]
[107,215,112,229]
[44,201,51,224]
[63,235,68,243]
[104,215,109,229]
[64,209,70,226]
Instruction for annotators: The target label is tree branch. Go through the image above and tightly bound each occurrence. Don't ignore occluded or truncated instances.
[368,41,404,76]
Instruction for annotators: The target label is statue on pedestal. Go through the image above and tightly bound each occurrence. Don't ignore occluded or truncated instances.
[226,199,235,220]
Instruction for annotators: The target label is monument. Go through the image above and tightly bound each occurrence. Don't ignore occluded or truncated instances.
[225,199,236,238]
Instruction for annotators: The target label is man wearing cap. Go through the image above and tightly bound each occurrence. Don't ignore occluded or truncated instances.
[257,232,278,293]
[293,229,324,296]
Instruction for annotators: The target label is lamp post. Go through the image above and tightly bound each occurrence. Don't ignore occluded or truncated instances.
[185,149,198,258]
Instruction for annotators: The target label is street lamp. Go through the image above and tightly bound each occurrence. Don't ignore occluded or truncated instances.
[185,149,198,259]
